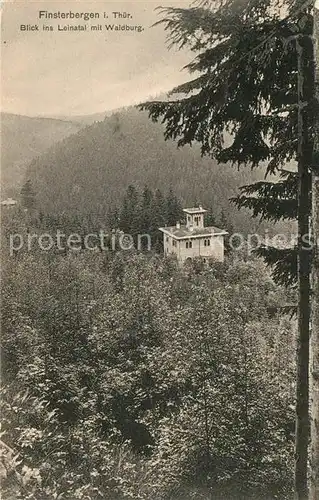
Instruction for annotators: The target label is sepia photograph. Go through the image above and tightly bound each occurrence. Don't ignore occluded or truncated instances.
[1,0,319,498]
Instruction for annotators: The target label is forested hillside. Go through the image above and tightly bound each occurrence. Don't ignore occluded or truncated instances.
[3,0,317,494]
[26,107,285,235]
[1,108,298,500]
[1,113,82,196]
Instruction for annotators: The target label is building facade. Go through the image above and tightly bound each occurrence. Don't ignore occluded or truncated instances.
[159,206,228,264]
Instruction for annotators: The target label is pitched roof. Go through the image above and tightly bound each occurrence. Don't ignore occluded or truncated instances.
[1,198,17,206]
[183,207,207,214]
[159,225,228,239]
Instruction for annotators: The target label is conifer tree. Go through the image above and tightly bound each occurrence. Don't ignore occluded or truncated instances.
[139,1,317,497]
[108,206,120,229]
[139,1,311,286]
[205,206,217,226]
[20,179,36,211]
[119,185,140,237]
[140,185,154,233]
[154,188,166,227]
[165,188,184,226]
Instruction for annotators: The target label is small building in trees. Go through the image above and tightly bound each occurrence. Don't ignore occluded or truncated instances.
[20,180,36,211]
[159,206,228,263]
[1,198,18,208]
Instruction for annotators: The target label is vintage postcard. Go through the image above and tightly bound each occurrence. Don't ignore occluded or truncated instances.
[1,1,319,499]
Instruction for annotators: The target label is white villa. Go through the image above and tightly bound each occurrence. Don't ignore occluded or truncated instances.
[159,206,228,264]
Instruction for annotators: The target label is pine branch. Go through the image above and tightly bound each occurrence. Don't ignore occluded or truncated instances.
[255,245,298,285]
[232,195,297,220]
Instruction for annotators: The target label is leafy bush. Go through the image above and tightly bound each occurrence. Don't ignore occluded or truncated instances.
[1,252,295,499]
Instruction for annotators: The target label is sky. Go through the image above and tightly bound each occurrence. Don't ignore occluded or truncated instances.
[2,1,319,118]
[1,0,193,117]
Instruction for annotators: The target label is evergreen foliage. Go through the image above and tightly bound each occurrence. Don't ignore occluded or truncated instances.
[1,249,296,499]
[24,107,294,237]
[20,179,36,210]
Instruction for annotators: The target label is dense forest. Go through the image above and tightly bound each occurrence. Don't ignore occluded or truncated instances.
[1,234,296,499]
[1,113,82,196]
[0,108,299,499]
[25,108,295,236]
[3,0,314,495]
[3,184,233,255]
[0,120,300,500]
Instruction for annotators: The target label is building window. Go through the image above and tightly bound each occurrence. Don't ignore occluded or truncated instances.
[166,236,169,243]
[204,239,211,246]
[195,216,200,226]
[172,240,176,247]
[186,241,193,249]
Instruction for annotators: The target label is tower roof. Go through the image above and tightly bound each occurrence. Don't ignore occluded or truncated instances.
[183,206,207,215]
[1,198,17,206]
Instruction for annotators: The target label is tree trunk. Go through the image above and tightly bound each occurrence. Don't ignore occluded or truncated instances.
[295,17,315,499]
[310,177,319,500]
[310,7,319,500]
